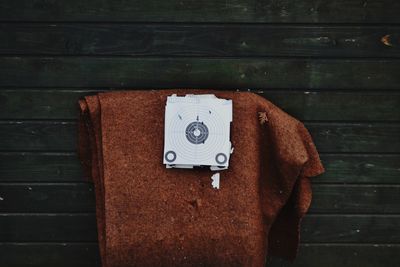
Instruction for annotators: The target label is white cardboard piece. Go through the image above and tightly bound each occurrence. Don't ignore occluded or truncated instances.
[163,94,232,170]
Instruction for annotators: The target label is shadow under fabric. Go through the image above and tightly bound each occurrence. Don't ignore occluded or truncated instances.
[78,90,325,267]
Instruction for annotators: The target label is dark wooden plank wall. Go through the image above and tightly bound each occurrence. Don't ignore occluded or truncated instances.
[0,1,399,266]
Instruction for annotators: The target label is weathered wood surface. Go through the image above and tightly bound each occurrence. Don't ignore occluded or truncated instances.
[1,214,399,243]
[0,184,95,213]
[0,121,399,153]
[1,24,399,57]
[1,153,399,184]
[1,57,400,89]
[0,214,97,242]
[1,0,400,265]
[0,153,84,182]
[0,243,398,267]
[1,184,399,214]
[267,244,400,267]
[0,243,101,267]
[319,154,400,184]
[1,0,400,23]
[1,89,399,121]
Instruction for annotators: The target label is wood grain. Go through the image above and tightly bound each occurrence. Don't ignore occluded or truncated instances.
[0,243,101,267]
[319,154,400,184]
[1,57,400,89]
[268,244,400,267]
[0,214,97,242]
[1,0,399,23]
[1,24,399,57]
[1,0,399,264]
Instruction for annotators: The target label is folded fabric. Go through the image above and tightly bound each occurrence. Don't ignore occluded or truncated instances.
[78,89,325,267]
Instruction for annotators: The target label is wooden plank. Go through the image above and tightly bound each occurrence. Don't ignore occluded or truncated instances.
[0,214,399,243]
[1,89,399,121]
[0,121,77,152]
[306,123,400,153]
[319,154,400,184]
[0,153,84,182]
[0,184,399,214]
[0,0,399,23]
[0,243,100,267]
[310,185,400,214]
[1,153,399,184]
[1,57,400,89]
[301,215,400,243]
[0,90,87,120]
[0,214,97,242]
[1,243,399,267]
[260,91,400,122]
[0,121,398,153]
[1,24,400,57]
[0,184,95,213]
[268,244,400,267]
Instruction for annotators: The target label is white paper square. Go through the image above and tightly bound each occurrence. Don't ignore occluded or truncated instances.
[163,94,232,170]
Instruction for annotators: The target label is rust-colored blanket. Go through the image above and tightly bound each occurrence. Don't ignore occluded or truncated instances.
[78,89,324,267]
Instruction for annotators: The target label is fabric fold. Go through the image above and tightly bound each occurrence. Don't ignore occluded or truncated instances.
[253,94,325,260]
[78,89,324,267]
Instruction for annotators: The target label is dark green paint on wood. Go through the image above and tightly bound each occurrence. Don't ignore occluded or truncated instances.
[1,0,400,23]
[1,24,399,57]
[1,57,400,89]
[0,243,101,267]
[268,244,400,267]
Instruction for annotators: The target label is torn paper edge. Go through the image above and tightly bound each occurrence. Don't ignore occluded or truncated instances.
[211,173,220,189]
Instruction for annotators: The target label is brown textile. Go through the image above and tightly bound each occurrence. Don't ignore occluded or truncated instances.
[78,89,325,267]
